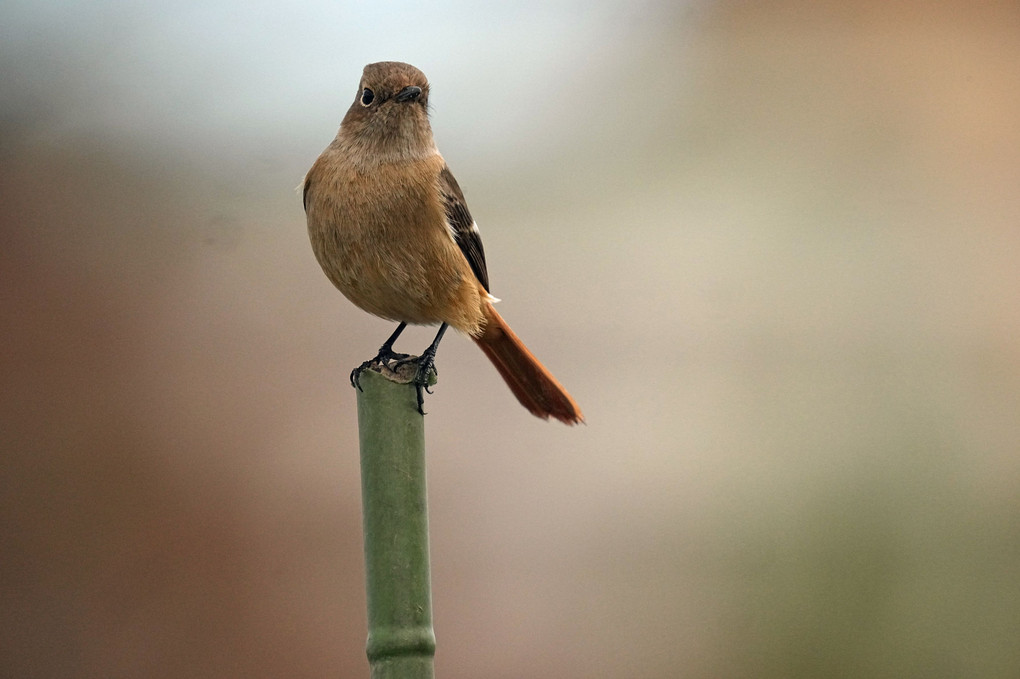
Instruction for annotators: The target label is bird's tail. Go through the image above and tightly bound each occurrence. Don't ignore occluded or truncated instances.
[474,301,584,425]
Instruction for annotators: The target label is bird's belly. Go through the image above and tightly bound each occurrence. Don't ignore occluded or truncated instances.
[311,211,484,333]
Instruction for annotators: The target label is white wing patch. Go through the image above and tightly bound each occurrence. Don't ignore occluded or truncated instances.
[448,220,479,241]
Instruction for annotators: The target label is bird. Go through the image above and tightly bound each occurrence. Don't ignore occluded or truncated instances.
[303,61,583,425]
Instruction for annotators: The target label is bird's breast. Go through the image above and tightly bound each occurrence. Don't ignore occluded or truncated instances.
[305,152,485,334]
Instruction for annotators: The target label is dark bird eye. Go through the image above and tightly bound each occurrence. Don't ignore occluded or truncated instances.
[360,88,374,106]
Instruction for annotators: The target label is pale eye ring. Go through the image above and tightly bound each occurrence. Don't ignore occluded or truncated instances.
[360,88,375,106]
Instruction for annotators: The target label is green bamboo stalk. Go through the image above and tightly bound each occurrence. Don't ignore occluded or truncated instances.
[356,364,436,679]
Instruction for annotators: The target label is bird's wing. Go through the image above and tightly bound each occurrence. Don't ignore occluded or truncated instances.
[439,166,490,292]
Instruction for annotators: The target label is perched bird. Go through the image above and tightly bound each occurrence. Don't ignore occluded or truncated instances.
[303,61,583,424]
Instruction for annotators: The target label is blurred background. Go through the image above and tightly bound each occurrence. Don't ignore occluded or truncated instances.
[3,0,1019,676]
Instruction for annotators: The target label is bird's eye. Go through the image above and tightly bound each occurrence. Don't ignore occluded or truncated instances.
[360,88,375,106]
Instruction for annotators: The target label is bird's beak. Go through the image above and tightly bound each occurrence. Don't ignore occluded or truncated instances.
[395,85,422,102]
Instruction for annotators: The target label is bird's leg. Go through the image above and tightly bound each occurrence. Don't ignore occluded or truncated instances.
[350,322,410,390]
[394,323,449,415]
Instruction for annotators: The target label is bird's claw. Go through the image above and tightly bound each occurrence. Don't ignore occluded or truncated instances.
[392,354,437,415]
[350,347,411,391]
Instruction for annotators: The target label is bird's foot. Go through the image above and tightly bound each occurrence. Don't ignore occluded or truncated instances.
[393,352,438,416]
[350,346,412,391]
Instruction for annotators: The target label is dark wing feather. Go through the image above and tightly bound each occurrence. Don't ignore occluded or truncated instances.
[439,166,490,291]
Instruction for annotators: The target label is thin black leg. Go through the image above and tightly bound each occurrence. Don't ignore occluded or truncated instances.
[395,323,449,415]
[350,322,411,390]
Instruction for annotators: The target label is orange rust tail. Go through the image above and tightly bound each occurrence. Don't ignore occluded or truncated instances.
[474,302,584,425]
